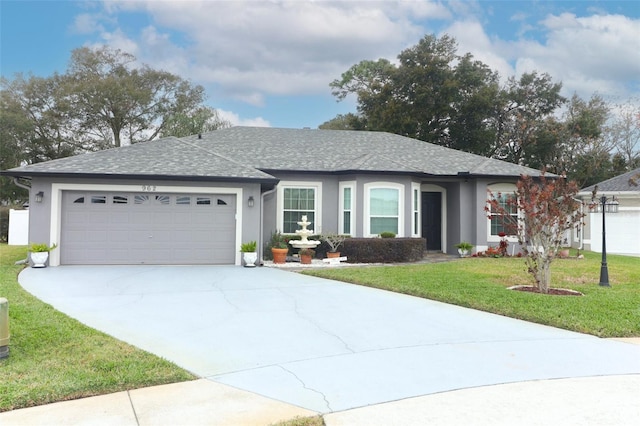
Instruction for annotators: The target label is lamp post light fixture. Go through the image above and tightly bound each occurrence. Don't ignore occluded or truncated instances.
[35,191,44,203]
[247,196,255,208]
[596,195,619,287]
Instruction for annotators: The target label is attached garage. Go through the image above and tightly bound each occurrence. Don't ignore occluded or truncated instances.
[60,191,237,265]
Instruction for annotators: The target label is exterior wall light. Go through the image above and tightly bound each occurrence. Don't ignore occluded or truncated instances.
[248,196,255,208]
[35,191,44,203]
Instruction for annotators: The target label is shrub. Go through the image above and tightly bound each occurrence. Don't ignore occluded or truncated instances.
[379,231,396,238]
[343,238,424,263]
[0,206,9,243]
[320,233,346,252]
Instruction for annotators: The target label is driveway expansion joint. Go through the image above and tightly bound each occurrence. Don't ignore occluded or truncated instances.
[126,390,140,426]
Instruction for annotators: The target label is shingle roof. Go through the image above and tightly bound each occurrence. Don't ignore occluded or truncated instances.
[4,127,544,180]
[581,167,640,193]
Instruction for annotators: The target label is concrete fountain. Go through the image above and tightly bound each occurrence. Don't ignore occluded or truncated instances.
[289,215,321,251]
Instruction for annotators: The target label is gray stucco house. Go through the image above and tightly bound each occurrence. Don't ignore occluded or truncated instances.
[2,126,544,266]
[574,167,640,257]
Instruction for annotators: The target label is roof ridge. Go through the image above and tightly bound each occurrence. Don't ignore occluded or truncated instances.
[177,138,268,176]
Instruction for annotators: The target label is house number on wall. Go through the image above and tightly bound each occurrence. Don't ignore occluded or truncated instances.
[141,185,157,192]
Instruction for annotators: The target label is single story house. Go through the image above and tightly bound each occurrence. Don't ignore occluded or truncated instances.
[1,126,545,266]
[574,167,640,257]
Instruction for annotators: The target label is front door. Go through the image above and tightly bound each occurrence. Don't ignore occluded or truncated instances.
[422,192,442,251]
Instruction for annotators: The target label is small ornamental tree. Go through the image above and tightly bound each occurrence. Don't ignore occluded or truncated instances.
[486,172,584,293]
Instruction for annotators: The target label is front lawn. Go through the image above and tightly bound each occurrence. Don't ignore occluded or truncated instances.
[303,250,640,337]
[0,245,195,412]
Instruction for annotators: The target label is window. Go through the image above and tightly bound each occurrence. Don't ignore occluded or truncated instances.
[176,196,191,205]
[339,182,355,235]
[73,197,85,204]
[155,195,170,205]
[135,195,150,205]
[411,183,421,237]
[196,197,211,205]
[364,182,404,237]
[91,195,106,204]
[487,184,518,240]
[283,188,315,233]
[277,182,322,234]
[113,195,128,204]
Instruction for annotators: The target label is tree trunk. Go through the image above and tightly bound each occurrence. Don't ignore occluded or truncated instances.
[537,260,551,293]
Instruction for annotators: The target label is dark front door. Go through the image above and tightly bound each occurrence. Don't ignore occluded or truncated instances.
[422,192,442,251]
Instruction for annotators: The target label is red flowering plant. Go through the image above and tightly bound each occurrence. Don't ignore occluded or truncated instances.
[486,172,584,294]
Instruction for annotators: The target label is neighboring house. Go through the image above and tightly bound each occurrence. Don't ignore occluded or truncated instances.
[1,127,545,266]
[574,167,640,257]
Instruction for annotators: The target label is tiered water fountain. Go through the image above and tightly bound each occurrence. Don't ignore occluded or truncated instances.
[289,215,321,254]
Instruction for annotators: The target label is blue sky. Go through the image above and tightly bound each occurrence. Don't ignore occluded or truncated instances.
[1,1,639,129]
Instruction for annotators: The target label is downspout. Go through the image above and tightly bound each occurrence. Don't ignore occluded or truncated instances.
[259,186,278,264]
[12,177,31,192]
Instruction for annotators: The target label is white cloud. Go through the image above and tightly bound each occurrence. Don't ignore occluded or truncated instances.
[514,13,640,99]
[75,1,639,126]
[70,13,104,34]
[88,0,437,99]
[217,109,270,127]
[442,19,514,80]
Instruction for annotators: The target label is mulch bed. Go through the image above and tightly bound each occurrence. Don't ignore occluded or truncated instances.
[508,285,583,296]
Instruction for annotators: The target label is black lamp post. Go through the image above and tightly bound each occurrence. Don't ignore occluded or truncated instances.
[597,195,618,287]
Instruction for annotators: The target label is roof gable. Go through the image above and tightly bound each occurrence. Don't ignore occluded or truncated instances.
[581,167,640,193]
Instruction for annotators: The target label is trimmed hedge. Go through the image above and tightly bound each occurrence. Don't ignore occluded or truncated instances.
[262,235,425,263]
[342,238,425,263]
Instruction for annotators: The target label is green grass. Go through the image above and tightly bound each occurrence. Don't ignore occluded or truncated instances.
[270,416,325,426]
[0,245,195,412]
[303,250,640,338]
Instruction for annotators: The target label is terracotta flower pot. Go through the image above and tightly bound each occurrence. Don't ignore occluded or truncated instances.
[300,254,312,264]
[271,248,288,264]
[326,251,341,258]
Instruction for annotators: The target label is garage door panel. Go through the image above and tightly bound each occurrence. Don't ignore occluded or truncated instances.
[109,230,131,243]
[61,191,237,265]
[109,211,130,224]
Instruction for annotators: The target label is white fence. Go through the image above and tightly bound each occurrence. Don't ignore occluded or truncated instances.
[8,209,29,245]
[589,210,640,256]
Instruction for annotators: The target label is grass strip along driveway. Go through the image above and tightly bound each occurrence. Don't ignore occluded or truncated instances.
[304,250,640,338]
[0,245,195,412]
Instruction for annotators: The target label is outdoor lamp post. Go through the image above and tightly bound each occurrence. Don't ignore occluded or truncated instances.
[597,195,618,287]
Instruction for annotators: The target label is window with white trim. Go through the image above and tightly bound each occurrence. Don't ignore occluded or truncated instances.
[364,182,404,237]
[487,184,518,241]
[339,181,355,235]
[277,182,322,234]
[411,182,421,237]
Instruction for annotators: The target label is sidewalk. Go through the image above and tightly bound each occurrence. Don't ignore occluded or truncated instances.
[2,373,639,425]
[0,379,317,426]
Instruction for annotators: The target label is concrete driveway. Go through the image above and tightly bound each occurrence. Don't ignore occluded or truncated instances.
[19,266,640,413]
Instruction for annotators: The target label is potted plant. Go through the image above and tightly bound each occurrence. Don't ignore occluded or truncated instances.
[455,241,473,257]
[320,233,346,258]
[268,231,289,264]
[299,248,315,265]
[29,243,58,268]
[240,241,258,267]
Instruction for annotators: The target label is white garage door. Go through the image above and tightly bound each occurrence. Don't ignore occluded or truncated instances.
[61,191,236,265]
